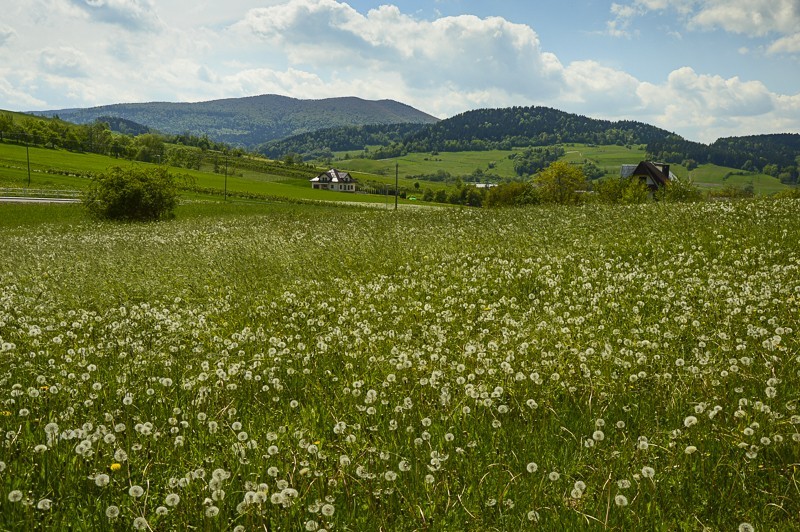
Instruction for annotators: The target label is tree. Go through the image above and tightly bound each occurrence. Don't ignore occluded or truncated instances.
[133,134,165,163]
[84,166,178,221]
[593,178,649,204]
[534,161,588,204]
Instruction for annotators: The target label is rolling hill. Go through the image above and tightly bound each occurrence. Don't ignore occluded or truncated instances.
[33,95,439,149]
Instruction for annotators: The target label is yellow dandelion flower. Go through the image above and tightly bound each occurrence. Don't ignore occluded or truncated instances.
[109,463,122,472]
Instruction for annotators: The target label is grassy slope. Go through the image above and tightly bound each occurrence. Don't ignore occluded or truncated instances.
[0,143,428,205]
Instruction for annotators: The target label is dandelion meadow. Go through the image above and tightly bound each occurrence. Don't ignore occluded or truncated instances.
[1,200,799,530]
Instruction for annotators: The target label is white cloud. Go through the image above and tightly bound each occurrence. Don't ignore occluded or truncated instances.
[0,0,798,143]
[65,0,162,32]
[233,0,565,100]
[688,0,800,37]
[0,25,15,46]
[610,0,800,52]
[38,47,91,77]
[634,67,789,141]
[768,33,800,54]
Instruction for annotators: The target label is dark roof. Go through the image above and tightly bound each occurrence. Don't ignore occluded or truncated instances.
[630,161,670,188]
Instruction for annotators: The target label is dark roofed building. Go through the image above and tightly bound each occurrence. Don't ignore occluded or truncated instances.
[310,168,356,192]
[622,161,677,191]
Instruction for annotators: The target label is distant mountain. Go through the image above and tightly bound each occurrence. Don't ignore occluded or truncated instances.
[33,95,439,148]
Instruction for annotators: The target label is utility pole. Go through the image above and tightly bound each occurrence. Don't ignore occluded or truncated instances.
[224,154,229,202]
[395,162,399,210]
[26,135,31,188]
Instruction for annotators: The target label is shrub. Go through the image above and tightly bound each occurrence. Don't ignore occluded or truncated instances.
[84,166,178,221]
[655,177,704,203]
[593,178,649,204]
[484,182,538,207]
[533,161,588,204]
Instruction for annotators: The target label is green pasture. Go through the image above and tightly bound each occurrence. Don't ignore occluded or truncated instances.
[0,142,428,205]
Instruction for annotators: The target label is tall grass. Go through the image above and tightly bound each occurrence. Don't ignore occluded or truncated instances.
[0,200,798,530]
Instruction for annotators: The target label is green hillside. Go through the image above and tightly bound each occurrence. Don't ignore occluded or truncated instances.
[0,142,439,205]
[33,95,440,149]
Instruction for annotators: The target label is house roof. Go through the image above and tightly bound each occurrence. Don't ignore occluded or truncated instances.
[311,168,354,183]
[625,161,674,187]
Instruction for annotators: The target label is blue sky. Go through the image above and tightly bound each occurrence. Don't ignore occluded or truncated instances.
[1,0,799,142]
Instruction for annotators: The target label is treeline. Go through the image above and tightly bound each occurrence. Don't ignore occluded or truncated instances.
[258,123,427,159]
[365,107,670,157]
[647,133,800,184]
[0,111,318,180]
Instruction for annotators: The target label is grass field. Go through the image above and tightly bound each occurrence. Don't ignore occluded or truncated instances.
[1,199,798,530]
[338,144,790,196]
[0,143,431,206]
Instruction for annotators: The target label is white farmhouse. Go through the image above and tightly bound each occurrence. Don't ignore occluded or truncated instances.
[310,169,357,192]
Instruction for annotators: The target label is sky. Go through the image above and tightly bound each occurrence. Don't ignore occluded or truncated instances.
[1,0,799,143]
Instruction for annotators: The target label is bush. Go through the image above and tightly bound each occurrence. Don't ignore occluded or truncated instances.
[85,166,178,221]
[655,178,704,203]
[484,182,538,207]
[593,178,649,204]
[533,161,588,205]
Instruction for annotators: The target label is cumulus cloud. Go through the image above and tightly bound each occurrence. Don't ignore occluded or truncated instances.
[635,67,788,141]
[768,33,800,54]
[1,0,798,143]
[609,0,800,52]
[66,0,162,31]
[234,0,564,100]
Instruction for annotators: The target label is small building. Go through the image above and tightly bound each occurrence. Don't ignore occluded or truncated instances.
[621,161,677,191]
[310,169,356,192]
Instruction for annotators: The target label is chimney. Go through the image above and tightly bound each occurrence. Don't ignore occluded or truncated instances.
[661,164,670,180]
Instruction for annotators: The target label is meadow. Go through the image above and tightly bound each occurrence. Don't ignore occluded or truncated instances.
[1,198,798,530]
[337,144,786,195]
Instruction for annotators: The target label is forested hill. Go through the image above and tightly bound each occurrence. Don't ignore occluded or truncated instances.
[343,106,797,177]
[34,95,439,148]
[258,123,428,159]
[396,106,677,152]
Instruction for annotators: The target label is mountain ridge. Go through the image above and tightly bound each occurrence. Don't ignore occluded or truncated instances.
[33,94,440,148]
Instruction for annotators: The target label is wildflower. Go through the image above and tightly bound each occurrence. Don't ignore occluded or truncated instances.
[133,517,148,530]
[156,506,169,516]
[526,462,538,473]
[684,416,698,428]
[527,510,540,522]
[8,490,23,502]
[641,466,655,479]
[95,473,110,487]
[110,463,122,472]
[321,503,335,517]
[548,471,560,481]
[129,485,144,498]
[738,523,755,532]
[105,505,120,519]
[165,493,180,507]
[592,430,605,441]
[614,494,629,507]
[205,505,220,517]
[36,498,52,510]
[684,445,698,455]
